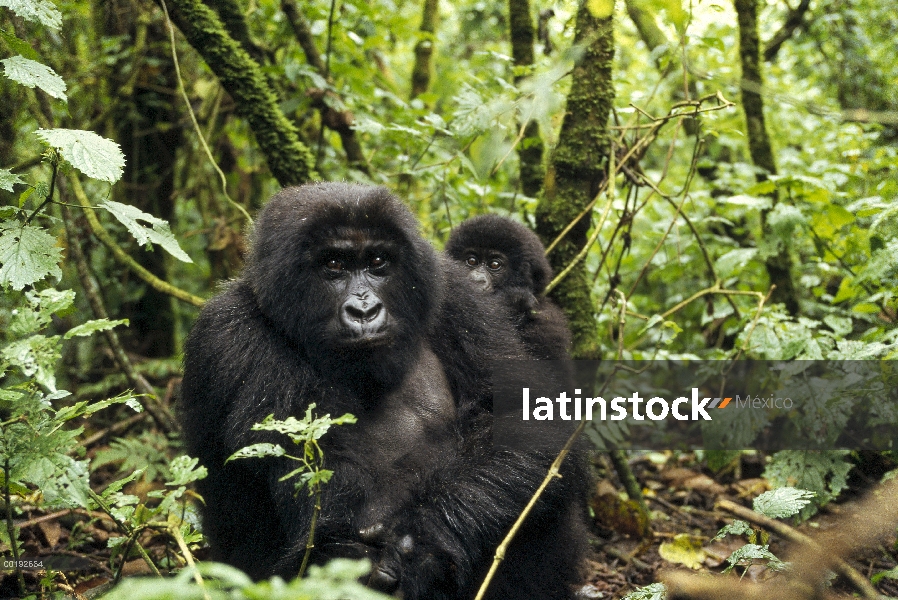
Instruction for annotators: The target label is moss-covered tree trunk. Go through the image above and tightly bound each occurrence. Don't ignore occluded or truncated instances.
[155,0,315,186]
[734,0,799,315]
[535,1,614,359]
[410,0,439,99]
[624,0,667,55]
[508,0,544,198]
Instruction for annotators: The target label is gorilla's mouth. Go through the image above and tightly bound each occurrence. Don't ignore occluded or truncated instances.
[340,328,393,348]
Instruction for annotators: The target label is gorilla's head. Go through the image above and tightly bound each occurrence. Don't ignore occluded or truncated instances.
[445,215,552,295]
[245,183,442,377]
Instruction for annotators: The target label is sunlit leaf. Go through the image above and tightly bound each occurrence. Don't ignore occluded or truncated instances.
[35,128,125,183]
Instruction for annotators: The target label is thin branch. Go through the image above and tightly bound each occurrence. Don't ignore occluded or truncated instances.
[65,174,205,308]
[763,0,811,62]
[170,524,210,600]
[160,0,252,225]
[61,200,179,433]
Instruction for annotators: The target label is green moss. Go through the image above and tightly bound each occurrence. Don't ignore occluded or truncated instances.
[162,0,316,186]
[534,4,614,359]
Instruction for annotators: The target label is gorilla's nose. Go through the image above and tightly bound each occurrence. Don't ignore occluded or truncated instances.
[469,269,492,292]
[342,296,385,332]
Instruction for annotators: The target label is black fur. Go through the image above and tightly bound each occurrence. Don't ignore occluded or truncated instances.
[446,215,572,361]
[180,183,587,599]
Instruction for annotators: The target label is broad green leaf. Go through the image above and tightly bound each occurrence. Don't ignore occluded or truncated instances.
[725,194,772,209]
[1,333,61,390]
[167,455,208,486]
[32,287,76,315]
[100,200,192,262]
[753,487,815,519]
[63,318,128,339]
[823,315,852,336]
[227,443,286,462]
[713,519,754,541]
[17,186,34,207]
[9,289,76,336]
[714,248,757,278]
[0,0,62,30]
[0,168,25,192]
[1,56,66,100]
[723,543,786,573]
[35,129,125,183]
[745,180,776,195]
[0,27,39,60]
[622,583,666,600]
[0,220,62,290]
[811,204,854,237]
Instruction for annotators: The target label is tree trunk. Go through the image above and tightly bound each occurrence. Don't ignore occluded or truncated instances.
[156,0,316,186]
[535,1,614,359]
[410,0,439,99]
[508,0,544,197]
[734,0,799,315]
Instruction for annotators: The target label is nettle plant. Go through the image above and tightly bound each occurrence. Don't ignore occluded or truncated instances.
[0,0,198,586]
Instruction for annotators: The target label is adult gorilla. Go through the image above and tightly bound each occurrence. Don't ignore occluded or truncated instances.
[180,183,587,599]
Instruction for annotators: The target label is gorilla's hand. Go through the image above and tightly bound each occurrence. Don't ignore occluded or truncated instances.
[359,521,459,599]
[504,287,539,316]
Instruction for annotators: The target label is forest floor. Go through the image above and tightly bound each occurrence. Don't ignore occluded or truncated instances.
[2,428,898,599]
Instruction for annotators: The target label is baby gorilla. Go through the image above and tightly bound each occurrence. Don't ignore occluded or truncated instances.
[446,215,571,361]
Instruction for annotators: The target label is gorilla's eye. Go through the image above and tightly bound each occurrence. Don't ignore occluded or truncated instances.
[326,259,345,272]
[465,256,480,267]
[369,256,388,271]
[487,259,503,271]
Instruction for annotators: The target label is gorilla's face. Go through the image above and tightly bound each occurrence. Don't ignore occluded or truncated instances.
[245,184,440,374]
[314,235,400,348]
[460,248,509,292]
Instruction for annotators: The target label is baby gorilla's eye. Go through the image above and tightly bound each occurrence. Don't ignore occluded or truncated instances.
[487,259,503,271]
[326,259,344,272]
[369,256,387,270]
[465,256,480,267]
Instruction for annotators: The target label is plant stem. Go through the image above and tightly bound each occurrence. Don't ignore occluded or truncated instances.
[298,484,322,578]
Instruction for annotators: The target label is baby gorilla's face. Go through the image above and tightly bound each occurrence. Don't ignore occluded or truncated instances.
[461,247,509,292]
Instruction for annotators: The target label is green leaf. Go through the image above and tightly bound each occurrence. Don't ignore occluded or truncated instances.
[622,583,666,600]
[745,180,776,195]
[0,220,62,290]
[723,543,786,573]
[63,318,128,339]
[872,566,898,585]
[0,27,39,60]
[811,204,854,237]
[99,200,193,262]
[713,519,754,541]
[0,168,25,192]
[0,0,62,30]
[9,289,76,336]
[1,333,61,390]
[167,455,208,486]
[714,248,758,278]
[227,443,286,462]
[753,487,815,519]
[34,129,125,183]
[1,56,66,100]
